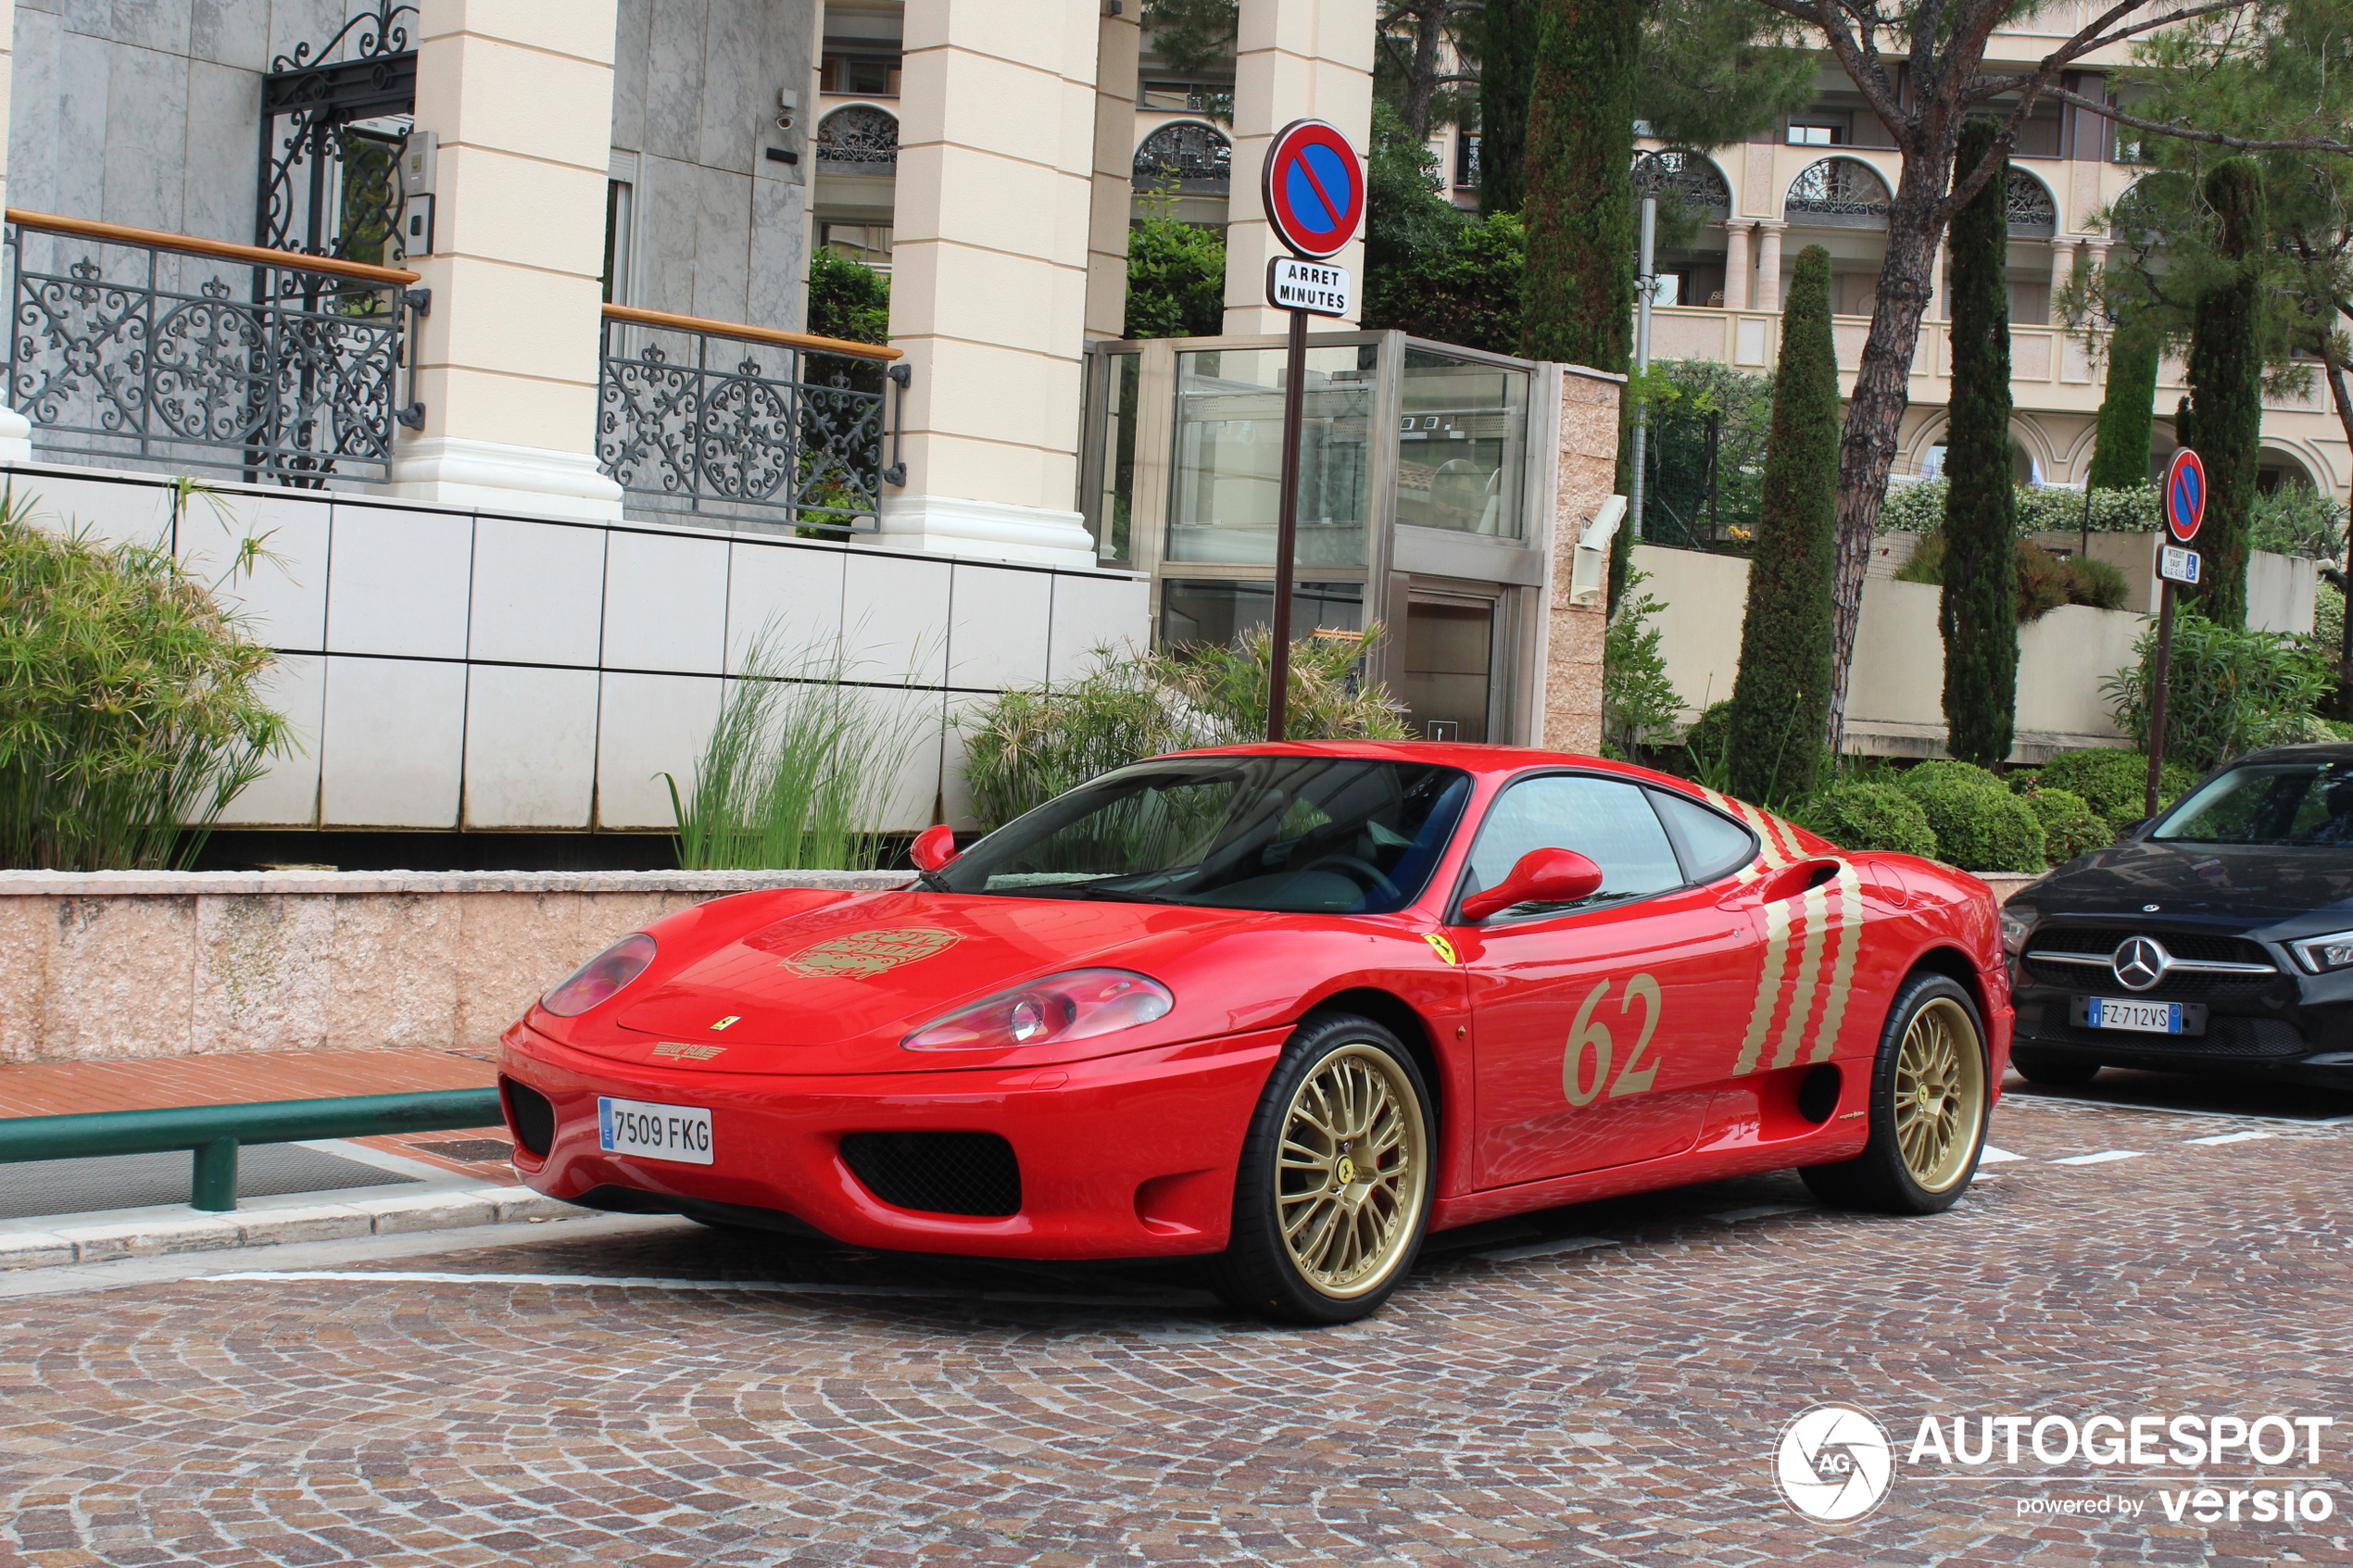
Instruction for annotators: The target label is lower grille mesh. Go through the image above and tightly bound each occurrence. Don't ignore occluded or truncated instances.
[840,1131,1022,1217]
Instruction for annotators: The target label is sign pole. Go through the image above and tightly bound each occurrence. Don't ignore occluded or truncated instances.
[2145,579,2175,820]
[1267,305,1307,743]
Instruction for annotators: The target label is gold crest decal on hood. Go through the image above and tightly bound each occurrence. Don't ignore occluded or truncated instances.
[784,926,963,978]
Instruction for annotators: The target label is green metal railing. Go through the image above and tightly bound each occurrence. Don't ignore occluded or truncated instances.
[0,1089,507,1212]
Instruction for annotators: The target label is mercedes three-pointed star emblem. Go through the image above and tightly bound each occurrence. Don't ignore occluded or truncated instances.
[2111,935,2171,992]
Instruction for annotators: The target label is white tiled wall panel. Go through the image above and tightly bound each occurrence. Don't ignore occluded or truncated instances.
[214,654,326,828]
[725,537,846,672]
[325,507,475,659]
[601,529,730,673]
[595,671,724,830]
[949,563,1053,691]
[462,665,602,829]
[318,656,469,828]
[842,552,952,686]
[15,470,176,548]
[1046,572,1153,682]
[182,495,333,652]
[861,685,952,834]
[469,518,610,667]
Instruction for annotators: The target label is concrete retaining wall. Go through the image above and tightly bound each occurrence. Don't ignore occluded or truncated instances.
[0,871,904,1065]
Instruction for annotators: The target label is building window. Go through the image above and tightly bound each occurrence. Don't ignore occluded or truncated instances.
[823,55,900,95]
[1133,121,1233,192]
[1139,81,1234,118]
[1455,132,1480,190]
[1784,157,1893,225]
[1632,149,1731,217]
[602,178,634,304]
[2005,170,2058,236]
[820,220,893,270]
[816,105,900,170]
[1787,119,1847,146]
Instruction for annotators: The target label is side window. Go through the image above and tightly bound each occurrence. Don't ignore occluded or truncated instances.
[1467,774,1685,911]
[1650,790,1760,884]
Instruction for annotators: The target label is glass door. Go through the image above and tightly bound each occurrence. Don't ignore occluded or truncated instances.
[1403,593,1495,742]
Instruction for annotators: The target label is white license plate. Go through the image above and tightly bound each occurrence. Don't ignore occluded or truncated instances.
[598,1097,713,1164]
[2087,997,2186,1034]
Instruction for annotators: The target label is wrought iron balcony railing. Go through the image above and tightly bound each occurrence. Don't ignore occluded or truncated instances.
[597,304,904,533]
[4,208,423,484]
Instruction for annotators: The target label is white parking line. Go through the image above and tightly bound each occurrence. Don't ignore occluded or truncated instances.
[2184,1130,2275,1147]
[2050,1150,2145,1166]
[1978,1145,2029,1163]
[1476,1236,1620,1262]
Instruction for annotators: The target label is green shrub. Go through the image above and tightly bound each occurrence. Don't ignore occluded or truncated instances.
[1878,478,2159,535]
[2250,486,2347,560]
[806,245,889,345]
[1124,182,1227,338]
[0,505,288,870]
[2066,555,2130,610]
[2021,785,2111,865]
[2033,747,2199,831]
[1894,763,2047,872]
[2103,611,2334,771]
[1894,533,2130,620]
[1792,783,1937,858]
[1603,568,1685,760]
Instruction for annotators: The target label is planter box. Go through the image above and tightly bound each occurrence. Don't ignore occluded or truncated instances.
[0,871,904,1064]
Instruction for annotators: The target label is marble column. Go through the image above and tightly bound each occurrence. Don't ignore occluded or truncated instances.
[1723,220,1754,310]
[878,0,1103,566]
[1754,220,1786,310]
[387,1,624,519]
[1223,0,1375,333]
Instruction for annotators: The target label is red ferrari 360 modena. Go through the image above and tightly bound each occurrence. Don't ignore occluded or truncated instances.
[498,742,2011,1323]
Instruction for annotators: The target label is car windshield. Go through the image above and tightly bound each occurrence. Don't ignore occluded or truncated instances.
[935,756,1473,913]
[2151,759,2353,846]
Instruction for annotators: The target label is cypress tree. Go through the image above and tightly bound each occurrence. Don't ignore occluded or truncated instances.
[1725,245,1840,804]
[1940,119,2019,770]
[2185,158,2268,628]
[1479,0,1534,217]
[1517,0,1638,370]
[2087,312,2160,491]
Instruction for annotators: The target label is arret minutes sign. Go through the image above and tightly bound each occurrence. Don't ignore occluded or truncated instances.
[1261,119,1365,260]
[1266,256,1353,316]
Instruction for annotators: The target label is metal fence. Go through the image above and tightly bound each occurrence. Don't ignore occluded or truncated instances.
[597,304,903,532]
[4,210,422,484]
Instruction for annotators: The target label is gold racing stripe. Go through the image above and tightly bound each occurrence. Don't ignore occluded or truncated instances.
[1734,895,1792,1075]
[1807,863,1867,1063]
[1770,883,1832,1070]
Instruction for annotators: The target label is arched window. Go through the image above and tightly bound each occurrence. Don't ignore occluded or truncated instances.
[1133,121,1232,191]
[2006,170,2057,236]
[1632,149,1731,216]
[817,105,899,170]
[1784,157,1892,226]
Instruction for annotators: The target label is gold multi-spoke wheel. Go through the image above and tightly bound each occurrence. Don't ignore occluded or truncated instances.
[1891,997,1987,1194]
[1214,1014,1436,1323]
[1801,973,1990,1216]
[1275,1044,1429,1298]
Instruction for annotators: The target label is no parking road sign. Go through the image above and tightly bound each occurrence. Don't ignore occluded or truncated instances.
[1262,119,1365,260]
[2163,446,2207,544]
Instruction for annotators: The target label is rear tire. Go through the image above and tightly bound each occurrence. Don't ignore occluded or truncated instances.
[1802,972,1990,1216]
[2011,1050,2101,1087]
[1210,1012,1434,1325]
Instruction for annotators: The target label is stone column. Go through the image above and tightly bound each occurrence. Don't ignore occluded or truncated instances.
[1722,220,1754,310]
[387,1,625,520]
[1223,0,1376,334]
[1086,4,1143,341]
[879,0,1101,566]
[1753,220,1786,310]
[1544,369,1626,755]
[0,0,27,460]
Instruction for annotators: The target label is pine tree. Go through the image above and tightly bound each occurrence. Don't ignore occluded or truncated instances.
[2087,313,2160,490]
[2185,158,2268,628]
[1478,0,1534,217]
[1724,245,1840,804]
[1517,0,1638,370]
[1940,118,2019,770]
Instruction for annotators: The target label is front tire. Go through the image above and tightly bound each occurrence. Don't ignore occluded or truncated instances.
[1802,972,1990,1215]
[1211,1012,1434,1325]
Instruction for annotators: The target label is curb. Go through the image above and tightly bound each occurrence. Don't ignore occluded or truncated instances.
[0,1185,584,1271]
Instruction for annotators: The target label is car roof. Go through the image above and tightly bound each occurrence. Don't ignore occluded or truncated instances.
[2233,742,2353,765]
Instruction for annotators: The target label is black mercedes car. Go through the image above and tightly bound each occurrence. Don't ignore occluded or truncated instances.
[2003,744,2353,1088]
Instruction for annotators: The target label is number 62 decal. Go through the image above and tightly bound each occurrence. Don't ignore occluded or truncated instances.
[1563,973,1663,1106]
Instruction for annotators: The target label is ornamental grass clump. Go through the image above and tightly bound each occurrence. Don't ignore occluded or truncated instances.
[668,624,936,871]
[0,504,288,870]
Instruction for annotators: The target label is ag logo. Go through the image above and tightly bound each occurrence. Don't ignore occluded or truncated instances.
[1774,1404,1894,1521]
[784,926,961,978]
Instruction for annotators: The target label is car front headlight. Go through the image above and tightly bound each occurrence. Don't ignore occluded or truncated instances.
[1999,904,2039,957]
[2289,929,2353,973]
[902,969,1175,1051]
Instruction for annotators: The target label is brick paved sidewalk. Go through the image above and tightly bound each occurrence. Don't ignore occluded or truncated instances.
[0,1047,513,1184]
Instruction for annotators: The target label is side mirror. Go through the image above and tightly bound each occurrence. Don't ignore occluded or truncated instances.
[1458,847,1605,923]
[910,823,960,872]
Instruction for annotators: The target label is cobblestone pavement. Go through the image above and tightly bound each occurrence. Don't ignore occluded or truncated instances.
[4,1073,2351,1568]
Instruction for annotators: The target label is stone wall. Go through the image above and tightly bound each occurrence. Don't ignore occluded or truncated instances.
[0,870,903,1064]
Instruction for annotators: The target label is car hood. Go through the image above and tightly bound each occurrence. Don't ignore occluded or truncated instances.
[2029,838,2353,930]
[592,889,1277,1070]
